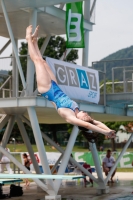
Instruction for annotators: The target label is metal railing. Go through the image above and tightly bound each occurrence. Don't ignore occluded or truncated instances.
[92,58,133,106]
[0,55,27,98]
[0,56,133,102]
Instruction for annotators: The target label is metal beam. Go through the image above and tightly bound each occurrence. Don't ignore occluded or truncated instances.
[42,6,93,31]
[89,141,105,189]
[0,116,16,160]
[0,0,89,13]
[27,107,55,193]
[0,115,10,130]
[40,35,51,55]
[90,0,97,18]
[60,49,72,61]
[105,133,133,184]
[54,126,79,193]
[0,39,11,54]
[20,115,98,184]
[16,116,41,174]
[1,0,26,90]
[0,145,49,192]
[59,3,65,9]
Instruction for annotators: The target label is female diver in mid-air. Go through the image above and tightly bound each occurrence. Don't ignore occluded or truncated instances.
[26,25,115,139]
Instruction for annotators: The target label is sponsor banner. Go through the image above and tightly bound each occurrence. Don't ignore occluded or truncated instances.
[20,152,133,170]
[46,57,100,104]
[74,152,133,168]
[20,152,61,171]
[66,2,84,48]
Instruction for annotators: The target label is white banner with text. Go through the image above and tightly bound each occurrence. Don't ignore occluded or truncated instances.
[46,57,100,104]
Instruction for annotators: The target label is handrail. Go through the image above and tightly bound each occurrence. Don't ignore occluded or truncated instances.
[92,58,133,105]
[100,80,133,89]
[0,76,11,91]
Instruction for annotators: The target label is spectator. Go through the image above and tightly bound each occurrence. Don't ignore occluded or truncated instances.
[82,162,93,187]
[23,153,30,187]
[102,149,116,183]
[0,147,13,174]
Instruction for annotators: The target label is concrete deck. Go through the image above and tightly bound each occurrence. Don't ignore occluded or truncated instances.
[1,172,133,200]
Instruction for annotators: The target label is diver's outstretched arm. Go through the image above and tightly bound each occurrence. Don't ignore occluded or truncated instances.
[64,114,115,138]
[92,120,110,131]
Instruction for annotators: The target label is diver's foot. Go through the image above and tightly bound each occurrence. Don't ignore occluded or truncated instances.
[32,25,39,42]
[26,25,32,40]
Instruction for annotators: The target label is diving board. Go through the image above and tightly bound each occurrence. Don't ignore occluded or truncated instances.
[0,174,84,180]
[0,179,23,184]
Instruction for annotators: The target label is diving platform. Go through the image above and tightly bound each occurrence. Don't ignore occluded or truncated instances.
[0,96,133,123]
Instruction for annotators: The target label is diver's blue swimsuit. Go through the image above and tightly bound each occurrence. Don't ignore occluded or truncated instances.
[41,80,79,111]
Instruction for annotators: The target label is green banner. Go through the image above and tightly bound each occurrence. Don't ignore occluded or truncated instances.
[73,152,133,168]
[66,2,85,48]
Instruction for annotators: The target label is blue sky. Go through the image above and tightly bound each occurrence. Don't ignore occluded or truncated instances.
[0,0,133,69]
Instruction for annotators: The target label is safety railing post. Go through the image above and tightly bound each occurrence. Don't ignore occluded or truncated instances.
[112,68,114,93]
[123,68,126,92]
[104,62,106,107]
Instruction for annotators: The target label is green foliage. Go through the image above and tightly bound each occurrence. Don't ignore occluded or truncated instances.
[38,36,78,62]
[104,121,129,131]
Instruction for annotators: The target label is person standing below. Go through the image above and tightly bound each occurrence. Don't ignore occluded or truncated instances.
[102,149,116,183]
[82,162,93,187]
[22,153,30,187]
[0,147,13,174]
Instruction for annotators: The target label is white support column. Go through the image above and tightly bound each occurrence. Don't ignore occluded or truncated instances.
[89,141,106,193]
[0,115,10,130]
[1,0,26,90]
[105,133,133,185]
[82,0,91,67]
[12,39,18,97]
[20,115,98,184]
[54,126,79,193]
[0,116,15,160]
[0,39,11,54]
[27,107,55,193]
[51,154,63,174]
[59,3,65,9]
[16,117,41,174]
[40,35,51,55]
[26,9,37,96]
[59,48,72,61]
[41,132,98,183]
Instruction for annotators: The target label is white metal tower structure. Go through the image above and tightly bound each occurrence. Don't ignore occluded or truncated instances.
[1,0,132,199]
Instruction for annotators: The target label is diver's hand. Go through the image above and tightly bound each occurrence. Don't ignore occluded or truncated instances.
[106,130,116,139]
